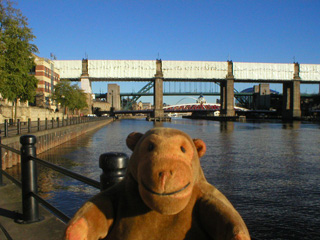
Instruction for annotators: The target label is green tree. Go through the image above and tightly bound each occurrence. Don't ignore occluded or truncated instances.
[52,80,88,114]
[0,0,38,120]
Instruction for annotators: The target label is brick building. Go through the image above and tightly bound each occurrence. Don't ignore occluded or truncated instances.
[32,55,60,109]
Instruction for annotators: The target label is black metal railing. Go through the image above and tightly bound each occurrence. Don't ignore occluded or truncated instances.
[0,116,108,138]
[0,134,128,224]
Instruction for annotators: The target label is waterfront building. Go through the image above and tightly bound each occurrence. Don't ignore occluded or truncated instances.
[132,101,143,110]
[0,55,60,109]
[32,55,60,110]
[142,102,152,110]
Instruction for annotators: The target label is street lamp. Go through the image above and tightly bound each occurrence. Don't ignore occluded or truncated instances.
[109,90,115,116]
[111,90,114,109]
[61,95,66,115]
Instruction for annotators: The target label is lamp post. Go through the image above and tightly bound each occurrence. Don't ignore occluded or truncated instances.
[111,90,114,109]
[61,95,66,115]
[109,90,115,116]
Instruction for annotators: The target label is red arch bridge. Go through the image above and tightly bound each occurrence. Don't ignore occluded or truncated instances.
[99,103,248,115]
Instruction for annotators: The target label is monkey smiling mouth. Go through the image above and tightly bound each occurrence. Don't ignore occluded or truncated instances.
[142,182,191,196]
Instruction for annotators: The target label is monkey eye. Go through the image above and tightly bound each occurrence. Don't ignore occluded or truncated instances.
[148,142,154,152]
[180,146,186,153]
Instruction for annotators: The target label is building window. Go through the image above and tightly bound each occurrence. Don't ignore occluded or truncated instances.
[45,82,50,92]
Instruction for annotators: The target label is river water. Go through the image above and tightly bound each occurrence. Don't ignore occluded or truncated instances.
[36,118,320,240]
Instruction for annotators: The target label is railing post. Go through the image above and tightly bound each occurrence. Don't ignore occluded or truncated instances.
[37,118,41,131]
[57,117,60,128]
[17,119,21,135]
[51,117,54,129]
[28,118,31,133]
[19,135,43,223]
[45,118,48,130]
[4,120,8,137]
[62,117,64,127]
[99,152,128,191]
[0,130,3,186]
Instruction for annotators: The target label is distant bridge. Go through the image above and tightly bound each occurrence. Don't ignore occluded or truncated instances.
[53,59,320,83]
[53,59,320,119]
[94,91,253,98]
[98,102,246,115]
[163,103,246,112]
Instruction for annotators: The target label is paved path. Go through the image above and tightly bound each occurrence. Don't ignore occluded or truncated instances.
[0,176,66,239]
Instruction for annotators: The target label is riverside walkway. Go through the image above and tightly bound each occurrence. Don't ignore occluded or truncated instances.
[0,176,66,239]
[0,117,115,239]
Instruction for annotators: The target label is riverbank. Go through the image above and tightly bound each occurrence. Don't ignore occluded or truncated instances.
[1,117,114,170]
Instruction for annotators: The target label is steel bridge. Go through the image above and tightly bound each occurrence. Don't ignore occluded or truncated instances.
[53,59,320,119]
[94,81,253,109]
[53,59,320,83]
[98,102,247,116]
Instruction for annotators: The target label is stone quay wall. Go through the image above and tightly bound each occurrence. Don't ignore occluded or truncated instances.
[1,118,114,170]
[0,105,65,122]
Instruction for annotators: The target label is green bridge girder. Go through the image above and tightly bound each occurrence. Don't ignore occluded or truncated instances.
[95,81,254,110]
[94,81,318,110]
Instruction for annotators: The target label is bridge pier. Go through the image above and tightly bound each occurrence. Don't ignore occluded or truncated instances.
[282,63,301,119]
[152,60,170,121]
[80,59,93,115]
[220,61,235,117]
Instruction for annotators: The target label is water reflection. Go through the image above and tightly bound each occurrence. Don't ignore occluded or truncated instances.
[153,121,164,128]
[219,121,234,133]
[35,119,320,239]
[282,121,301,130]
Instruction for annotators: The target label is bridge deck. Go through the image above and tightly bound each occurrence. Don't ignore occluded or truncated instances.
[53,60,320,83]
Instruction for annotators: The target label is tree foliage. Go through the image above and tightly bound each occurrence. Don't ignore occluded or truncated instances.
[52,80,88,113]
[0,0,38,103]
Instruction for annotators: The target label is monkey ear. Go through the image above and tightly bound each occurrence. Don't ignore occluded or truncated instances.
[193,139,206,158]
[126,132,144,151]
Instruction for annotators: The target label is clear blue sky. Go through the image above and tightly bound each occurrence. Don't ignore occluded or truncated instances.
[16,0,320,104]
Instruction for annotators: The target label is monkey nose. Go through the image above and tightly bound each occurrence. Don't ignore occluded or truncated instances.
[158,171,173,191]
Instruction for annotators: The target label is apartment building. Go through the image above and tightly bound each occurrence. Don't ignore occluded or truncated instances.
[33,55,60,109]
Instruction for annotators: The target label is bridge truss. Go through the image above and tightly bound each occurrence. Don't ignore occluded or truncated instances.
[117,81,253,110]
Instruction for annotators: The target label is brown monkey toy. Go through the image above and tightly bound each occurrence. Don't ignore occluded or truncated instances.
[64,128,250,240]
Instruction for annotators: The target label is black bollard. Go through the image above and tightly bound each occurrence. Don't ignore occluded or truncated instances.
[17,119,21,135]
[99,152,129,191]
[28,118,31,133]
[37,118,41,131]
[19,135,43,223]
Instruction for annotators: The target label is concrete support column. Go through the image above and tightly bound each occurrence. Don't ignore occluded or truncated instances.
[220,61,235,117]
[153,60,164,119]
[80,58,92,115]
[282,81,301,119]
[107,84,121,111]
[282,63,301,119]
[80,59,91,94]
[80,78,92,94]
